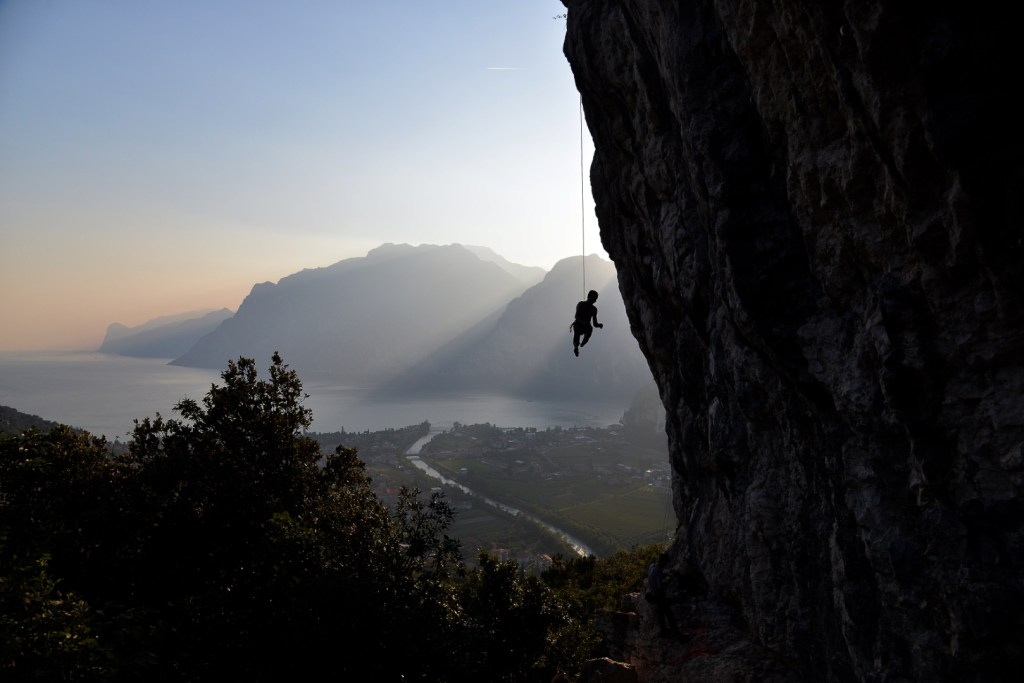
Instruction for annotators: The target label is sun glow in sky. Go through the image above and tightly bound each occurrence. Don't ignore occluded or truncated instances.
[0,1,602,351]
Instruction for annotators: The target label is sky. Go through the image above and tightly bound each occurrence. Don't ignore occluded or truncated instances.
[0,0,603,351]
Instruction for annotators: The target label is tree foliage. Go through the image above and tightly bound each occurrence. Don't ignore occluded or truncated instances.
[0,354,656,681]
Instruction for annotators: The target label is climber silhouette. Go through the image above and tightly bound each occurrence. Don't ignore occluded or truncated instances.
[570,289,603,356]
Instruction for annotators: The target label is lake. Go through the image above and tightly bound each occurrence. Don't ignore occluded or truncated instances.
[0,351,629,440]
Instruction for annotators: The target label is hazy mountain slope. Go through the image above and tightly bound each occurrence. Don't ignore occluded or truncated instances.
[99,309,234,358]
[461,245,547,288]
[379,254,655,402]
[171,244,533,383]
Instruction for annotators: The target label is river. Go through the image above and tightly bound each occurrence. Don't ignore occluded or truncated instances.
[405,432,593,557]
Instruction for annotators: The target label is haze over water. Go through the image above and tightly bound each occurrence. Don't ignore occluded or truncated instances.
[0,351,627,440]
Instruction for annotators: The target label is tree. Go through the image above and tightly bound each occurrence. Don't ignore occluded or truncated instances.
[0,426,117,680]
[459,551,569,682]
[1,354,636,682]
[116,353,474,680]
[1,355,470,681]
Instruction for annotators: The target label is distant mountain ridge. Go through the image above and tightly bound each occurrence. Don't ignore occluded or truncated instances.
[377,253,652,401]
[171,244,542,383]
[104,243,654,404]
[460,245,547,285]
[99,308,234,358]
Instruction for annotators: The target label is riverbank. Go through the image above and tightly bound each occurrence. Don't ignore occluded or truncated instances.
[406,451,593,557]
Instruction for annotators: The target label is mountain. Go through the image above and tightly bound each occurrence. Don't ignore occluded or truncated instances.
[1,405,65,436]
[376,253,654,403]
[170,244,538,383]
[99,309,234,358]
[170,245,653,403]
[461,245,547,287]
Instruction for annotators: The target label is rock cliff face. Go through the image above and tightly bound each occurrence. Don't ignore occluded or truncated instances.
[562,1,1022,681]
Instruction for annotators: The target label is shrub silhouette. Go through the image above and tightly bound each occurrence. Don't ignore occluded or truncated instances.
[1,353,657,681]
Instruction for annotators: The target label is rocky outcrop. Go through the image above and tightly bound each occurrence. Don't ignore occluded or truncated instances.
[563,1,1022,681]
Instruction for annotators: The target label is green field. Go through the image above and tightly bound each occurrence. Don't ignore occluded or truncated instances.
[347,420,673,561]
[368,461,585,563]
[423,445,673,558]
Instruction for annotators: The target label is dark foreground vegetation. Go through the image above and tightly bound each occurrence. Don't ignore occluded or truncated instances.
[1,354,663,682]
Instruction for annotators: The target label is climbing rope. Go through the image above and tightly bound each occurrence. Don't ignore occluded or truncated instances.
[662,488,674,543]
[578,94,587,297]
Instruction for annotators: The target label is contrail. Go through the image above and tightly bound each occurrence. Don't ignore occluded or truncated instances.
[486,67,522,70]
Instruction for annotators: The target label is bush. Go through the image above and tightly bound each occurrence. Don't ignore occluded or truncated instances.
[1,354,649,681]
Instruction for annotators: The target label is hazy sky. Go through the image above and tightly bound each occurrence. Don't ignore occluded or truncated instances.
[0,1,603,351]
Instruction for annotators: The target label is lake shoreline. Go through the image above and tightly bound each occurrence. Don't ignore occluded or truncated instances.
[0,351,630,440]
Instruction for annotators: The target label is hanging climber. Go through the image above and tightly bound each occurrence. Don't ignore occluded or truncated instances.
[570,289,603,357]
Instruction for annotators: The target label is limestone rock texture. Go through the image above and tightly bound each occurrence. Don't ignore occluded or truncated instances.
[563,1,1022,681]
